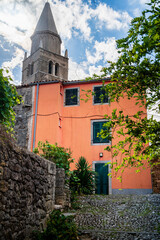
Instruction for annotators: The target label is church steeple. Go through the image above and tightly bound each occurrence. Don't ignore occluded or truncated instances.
[22,2,68,85]
[34,2,58,34]
[31,2,61,55]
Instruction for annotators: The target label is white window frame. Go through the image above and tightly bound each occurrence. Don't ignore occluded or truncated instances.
[91,119,111,145]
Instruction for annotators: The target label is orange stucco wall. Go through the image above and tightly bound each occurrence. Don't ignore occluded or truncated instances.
[31,81,152,192]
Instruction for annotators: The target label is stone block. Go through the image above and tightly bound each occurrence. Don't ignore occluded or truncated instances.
[56,168,65,178]
[55,187,65,195]
[14,164,22,173]
[0,166,3,180]
[48,161,56,175]
[56,178,65,186]
[0,180,8,192]
[26,182,35,193]
[3,167,12,181]
[45,200,54,212]
[11,172,21,181]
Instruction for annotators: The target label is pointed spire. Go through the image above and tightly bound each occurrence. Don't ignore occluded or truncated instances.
[34,2,58,34]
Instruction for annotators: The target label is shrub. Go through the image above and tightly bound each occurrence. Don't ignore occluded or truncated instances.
[70,156,95,195]
[32,210,78,240]
[34,141,74,174]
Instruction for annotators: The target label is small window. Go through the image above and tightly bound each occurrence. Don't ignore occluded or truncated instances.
[55,63,59,76]
[93,86,109,104]
[30,63,34,75]
[27,64,30,76]
[48,61,53,74]
[92,120,110,145]
[65,88,79,106]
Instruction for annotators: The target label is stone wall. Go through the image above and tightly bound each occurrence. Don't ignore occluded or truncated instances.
[152,159,160,193]
[55,168,71,208]
[0,127,69,240]
[14,85,34,150]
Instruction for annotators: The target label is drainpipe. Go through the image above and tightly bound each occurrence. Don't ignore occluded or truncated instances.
[32,83,39,150]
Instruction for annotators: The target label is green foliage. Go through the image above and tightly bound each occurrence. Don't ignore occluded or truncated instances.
[86,0,160,173]
[70,156,95,194]
[102,0,160,109]
[32,210,78,240]
[0,68,22,132]
[34,141,74,174]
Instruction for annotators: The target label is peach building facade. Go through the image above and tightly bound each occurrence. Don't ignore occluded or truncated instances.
[19,2,152,194]
[29,79,152,194]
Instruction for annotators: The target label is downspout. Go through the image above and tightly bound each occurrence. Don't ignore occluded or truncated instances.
[32,83,39,150]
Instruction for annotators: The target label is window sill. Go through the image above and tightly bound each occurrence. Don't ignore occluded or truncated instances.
[93,102,109,105]
[91,142,111,146]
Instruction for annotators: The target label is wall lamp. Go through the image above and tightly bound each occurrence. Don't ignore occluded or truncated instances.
[99,152,103,157]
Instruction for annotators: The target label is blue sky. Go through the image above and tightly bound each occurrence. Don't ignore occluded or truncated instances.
[0,0,149,85]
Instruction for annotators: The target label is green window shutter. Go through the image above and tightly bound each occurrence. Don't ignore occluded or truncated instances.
[93,121,110,144]
[94,86,109,104]
[95,163,109,194]
[65,88,78,106]
[93,122,101,143]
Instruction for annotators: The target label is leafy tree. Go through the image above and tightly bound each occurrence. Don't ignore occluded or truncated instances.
[70,156,95,194]
[34,141,74,174]
[86,0,160,176]
[0,68,21,131]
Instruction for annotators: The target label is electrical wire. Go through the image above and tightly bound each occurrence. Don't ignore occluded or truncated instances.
[17,111,147,120]
[22,112,106,119]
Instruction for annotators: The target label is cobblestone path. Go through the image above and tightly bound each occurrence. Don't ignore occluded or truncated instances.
[69,194,160,240]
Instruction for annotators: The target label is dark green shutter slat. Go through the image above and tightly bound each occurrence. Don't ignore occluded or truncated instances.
[93,122,101,143]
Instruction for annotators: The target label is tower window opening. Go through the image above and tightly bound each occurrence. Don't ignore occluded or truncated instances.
[27,64,30,76]
[55,63,59,76]
[30,63,34,75]
[48,61,53,74]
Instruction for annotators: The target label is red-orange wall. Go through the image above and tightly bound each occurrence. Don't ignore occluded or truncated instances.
[31,81,152,192]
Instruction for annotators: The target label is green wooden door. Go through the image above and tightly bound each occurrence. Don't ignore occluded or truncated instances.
[95,163,109,194]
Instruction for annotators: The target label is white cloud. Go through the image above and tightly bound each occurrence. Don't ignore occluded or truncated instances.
[2,47,24,82]
[68,58,88,80]
[86,38,120,65]
[0,40,9,52]
[68,38,119,80]
[133,8,142,17]
[140,0,150,5]
[51,0,92,41]
[0,0,131,83]
[0,0,132,51]
[88,65,103,77]
[93,3,132,31]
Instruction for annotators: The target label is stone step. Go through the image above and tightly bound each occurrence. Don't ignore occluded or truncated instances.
[63,212,77,217]
[54,204,63,210]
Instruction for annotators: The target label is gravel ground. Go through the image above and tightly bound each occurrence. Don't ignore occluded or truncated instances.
[69,194,160,240]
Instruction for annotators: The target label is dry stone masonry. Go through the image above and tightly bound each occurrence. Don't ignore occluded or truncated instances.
[0,126,69,240]
[152,159,160,194]
[55,168,71,208]
[14,85,34,150]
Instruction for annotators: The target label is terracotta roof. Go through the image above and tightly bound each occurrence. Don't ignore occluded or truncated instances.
[16,78,111,88]
[63,77,111,85]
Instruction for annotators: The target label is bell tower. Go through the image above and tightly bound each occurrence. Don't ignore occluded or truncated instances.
[22,2,68,84]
